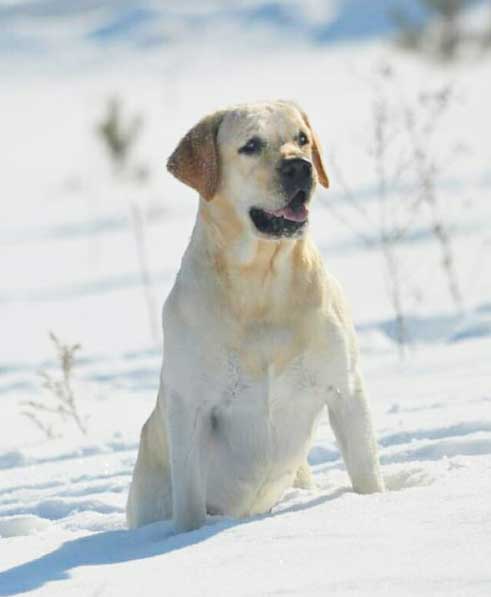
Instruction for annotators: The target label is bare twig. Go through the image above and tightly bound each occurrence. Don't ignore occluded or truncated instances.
[402,89,464,312]
[323,65,464,357]
[21,411,58,439]
[97,97,143,172]
[21,332,87,439]
[96,97,159,347]
[130,203,160,346]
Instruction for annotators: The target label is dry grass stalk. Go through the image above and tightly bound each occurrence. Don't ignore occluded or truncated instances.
[21,332,87,438]
[96,97,159,346]
[321,64,464,357]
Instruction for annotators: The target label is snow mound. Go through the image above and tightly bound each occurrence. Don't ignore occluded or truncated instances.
[0,515,51,538]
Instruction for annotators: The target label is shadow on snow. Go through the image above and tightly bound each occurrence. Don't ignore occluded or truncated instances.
[0,488,347,595]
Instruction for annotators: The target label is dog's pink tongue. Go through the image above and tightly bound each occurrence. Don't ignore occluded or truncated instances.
[273,203,309,222]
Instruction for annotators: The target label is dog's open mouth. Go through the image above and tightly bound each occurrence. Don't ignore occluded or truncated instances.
[249,191,309,238]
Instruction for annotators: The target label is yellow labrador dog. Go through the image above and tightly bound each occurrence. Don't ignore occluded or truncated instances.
[127,100,384,532]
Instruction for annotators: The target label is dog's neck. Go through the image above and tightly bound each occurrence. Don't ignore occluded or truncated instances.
[196,193,302,270]
[190,195,324,323]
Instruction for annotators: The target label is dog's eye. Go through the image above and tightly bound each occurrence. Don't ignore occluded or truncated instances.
[239,137,263,155]
[298,131,309,146]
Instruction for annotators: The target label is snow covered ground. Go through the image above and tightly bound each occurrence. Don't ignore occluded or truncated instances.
[1,1,491,595]
[1,339,491,596]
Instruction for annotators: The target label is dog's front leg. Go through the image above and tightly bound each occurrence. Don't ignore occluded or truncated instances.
[327,372,385,494]
[166,390,210,533]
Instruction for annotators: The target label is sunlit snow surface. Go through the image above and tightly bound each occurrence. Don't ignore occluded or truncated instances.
[1,1,491,595]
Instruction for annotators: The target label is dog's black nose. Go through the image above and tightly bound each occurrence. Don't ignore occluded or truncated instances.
[279,158,312,187]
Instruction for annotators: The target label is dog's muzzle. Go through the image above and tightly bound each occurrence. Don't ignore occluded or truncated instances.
[249,158,313,238]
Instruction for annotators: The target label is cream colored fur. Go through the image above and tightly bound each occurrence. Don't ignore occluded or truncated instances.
[126,101,384,532]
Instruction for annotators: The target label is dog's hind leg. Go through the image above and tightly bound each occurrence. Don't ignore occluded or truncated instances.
[126,393,172,529]
[293,460,316,490]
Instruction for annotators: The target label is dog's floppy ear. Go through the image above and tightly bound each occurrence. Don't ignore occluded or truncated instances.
[299,110,329,189]
[281,101,329,189]
[167,111,225,201]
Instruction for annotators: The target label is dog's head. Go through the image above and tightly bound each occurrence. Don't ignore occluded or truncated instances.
[167,101,329,240]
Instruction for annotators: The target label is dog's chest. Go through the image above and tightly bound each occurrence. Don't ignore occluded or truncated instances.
[212,309,334,425]
[205,320,330,517]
